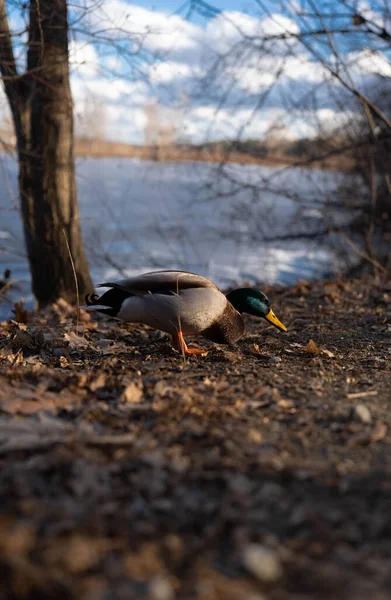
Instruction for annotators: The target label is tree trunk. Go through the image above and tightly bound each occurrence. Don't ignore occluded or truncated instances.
[0,0,92,307]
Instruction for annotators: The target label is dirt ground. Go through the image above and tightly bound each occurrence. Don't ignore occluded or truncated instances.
[0,275,390,600]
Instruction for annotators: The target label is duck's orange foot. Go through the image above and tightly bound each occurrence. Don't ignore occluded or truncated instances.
[185,346,209,356]
[172,331,208,356]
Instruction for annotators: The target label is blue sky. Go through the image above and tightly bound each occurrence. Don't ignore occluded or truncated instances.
[2,0,390,144]
[133,0,242,13]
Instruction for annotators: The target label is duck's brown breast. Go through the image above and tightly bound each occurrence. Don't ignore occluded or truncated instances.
[200,301,245,344]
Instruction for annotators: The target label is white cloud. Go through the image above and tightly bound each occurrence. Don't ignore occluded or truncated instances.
[260,14,300,36]
[223,53,328,96]
[148,62,193,84]
[82,0,200,54]
[72,77,146,103]
[290,108,360,138]
[180,106,289,143]
[0,0,384,149]
[357,1,384,29]
[69,41,99,77]
[233,67,276,93]
[71,75,150,143]
[105,105,147,143]
[0,87,12,127]
[177,103,361,144]
[347,48,391,78]
[8,2,377,144]
[204,11,299,55]
[284,56,328,82]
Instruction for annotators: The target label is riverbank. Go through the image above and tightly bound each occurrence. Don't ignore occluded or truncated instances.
[0,275,390,599]
[74,138,354,171]
[0,132,358,170]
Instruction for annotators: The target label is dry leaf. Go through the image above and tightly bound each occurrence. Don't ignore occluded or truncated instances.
[297,340,334,358]
[122,382,143,404]
[8,328,45,353]
[348,431,370,447]
[64,331,90,348]
[12,301,28,324]
[95,339,114,349]
[9,330,32,351]
[89,373,106,392]
[0,380,76,415]
[304,339,321,354]
[321,348,335,358]
[59,356,70,368]
[348,421,387,447]
[371,422,387,443]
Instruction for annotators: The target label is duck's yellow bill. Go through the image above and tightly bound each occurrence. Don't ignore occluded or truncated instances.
[265,309,287,332]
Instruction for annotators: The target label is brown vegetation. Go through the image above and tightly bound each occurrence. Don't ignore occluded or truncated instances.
[0,129,357,171]
[73,137,356,171]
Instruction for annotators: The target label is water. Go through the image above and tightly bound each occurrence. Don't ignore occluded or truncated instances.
[0,155,349,319]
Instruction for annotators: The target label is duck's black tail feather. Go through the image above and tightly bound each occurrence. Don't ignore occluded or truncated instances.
[82,288,132,317]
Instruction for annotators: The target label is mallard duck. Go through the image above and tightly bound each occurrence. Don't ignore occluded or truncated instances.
[81,270,287,355]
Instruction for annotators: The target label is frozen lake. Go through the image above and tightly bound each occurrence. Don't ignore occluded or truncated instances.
[0,155,349,318]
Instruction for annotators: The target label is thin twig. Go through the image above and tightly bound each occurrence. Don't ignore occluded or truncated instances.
[339,231,387,274]
[176,273,186,363]
[62,228,80,335]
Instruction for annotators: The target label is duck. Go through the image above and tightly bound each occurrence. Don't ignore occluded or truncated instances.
[81,270,287,355]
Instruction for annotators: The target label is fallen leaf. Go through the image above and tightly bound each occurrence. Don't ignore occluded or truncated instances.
[348,421,387,447]
[9,330,32,351]
[122,382,143,404]
[89,373,107,392]
[371,421,387,443]
[304,339,321,354]
[64,331,91,348]
[12,301,28,324]
[95,338,114,349]
[0,380,77,415]
[293,340,334,358]
[321,348,335,358]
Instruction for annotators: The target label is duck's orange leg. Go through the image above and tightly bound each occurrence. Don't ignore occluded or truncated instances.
[172,331,208,356]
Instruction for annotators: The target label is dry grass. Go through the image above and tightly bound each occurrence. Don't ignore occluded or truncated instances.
[0,133,355,170]
[74,138,356,171]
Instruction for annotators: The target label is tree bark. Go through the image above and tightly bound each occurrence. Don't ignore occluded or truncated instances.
[0,0,92,307]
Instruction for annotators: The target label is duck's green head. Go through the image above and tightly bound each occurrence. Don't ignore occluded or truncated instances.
[226,288,287,332]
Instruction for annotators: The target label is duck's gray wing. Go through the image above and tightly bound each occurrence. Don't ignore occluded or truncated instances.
[97,270,219,295]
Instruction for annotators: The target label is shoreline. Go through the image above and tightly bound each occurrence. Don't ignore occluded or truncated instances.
[0,137,355,171]
[74,138,354,172]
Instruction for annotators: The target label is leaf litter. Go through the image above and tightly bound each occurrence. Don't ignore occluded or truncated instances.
[0,275,390,599]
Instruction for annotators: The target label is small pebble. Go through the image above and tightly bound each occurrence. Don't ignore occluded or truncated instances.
[242,544,282,583]
[52,347,66,358]
[268,356,281,365]
[351,404,372,424]
[149,577,174,600]
[278,399,294,409]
